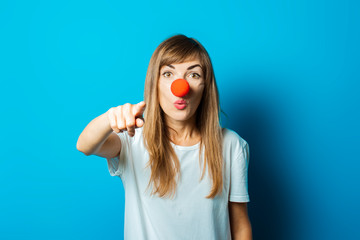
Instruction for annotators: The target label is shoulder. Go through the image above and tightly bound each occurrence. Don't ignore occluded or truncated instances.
[222,127,249,156]
[222,128,248,147]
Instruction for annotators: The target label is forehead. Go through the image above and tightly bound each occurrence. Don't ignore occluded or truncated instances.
[161,60,202,70]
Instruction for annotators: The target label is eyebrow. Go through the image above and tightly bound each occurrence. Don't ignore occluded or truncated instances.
[166,64,202,70]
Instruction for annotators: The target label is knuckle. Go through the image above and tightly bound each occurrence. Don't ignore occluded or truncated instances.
[119,120,126,126]
[118,122,125,129]
[116,105,123,113]
[127,121,135,127]
[116,119,125,128]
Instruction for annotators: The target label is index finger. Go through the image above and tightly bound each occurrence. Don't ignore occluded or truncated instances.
[132,101,146,117]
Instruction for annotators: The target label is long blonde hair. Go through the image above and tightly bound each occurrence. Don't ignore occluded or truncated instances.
[142,34,223,199]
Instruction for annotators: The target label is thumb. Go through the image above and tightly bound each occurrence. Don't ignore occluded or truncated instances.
[135,117,144,128]
[133,101,146,116]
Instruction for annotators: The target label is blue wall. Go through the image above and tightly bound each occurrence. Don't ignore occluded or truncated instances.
[1,0,359,239]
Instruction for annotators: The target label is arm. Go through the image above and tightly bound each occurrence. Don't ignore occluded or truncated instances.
[76,112,121,159]
[77,101,145,159]
[229,202,252,240]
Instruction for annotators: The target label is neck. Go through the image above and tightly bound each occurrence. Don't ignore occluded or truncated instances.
[164,114,200,144]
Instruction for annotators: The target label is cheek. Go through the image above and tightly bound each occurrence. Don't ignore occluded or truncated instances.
[192,82,205,95]
[158,81,172,102]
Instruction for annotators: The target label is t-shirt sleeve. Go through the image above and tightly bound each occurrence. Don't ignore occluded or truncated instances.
[229,141,250,202]
[106,131,128,180]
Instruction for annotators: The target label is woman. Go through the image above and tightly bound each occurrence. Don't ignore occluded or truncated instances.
[76,34,252,240]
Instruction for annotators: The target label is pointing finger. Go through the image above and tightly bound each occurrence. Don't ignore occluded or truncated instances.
[133,101,146,117]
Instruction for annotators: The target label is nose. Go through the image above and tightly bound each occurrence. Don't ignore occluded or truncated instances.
[171,79,190,97]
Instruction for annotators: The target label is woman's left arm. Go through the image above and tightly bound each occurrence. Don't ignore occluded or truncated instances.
[228,202,252,240]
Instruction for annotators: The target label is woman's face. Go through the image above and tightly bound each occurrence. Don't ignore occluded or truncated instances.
[158,59,205,123]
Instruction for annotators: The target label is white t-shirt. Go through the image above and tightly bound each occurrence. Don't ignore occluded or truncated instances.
[106,126,250,240]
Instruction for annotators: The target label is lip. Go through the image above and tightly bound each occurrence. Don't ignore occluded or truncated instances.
[174,100,187,110]
[174,103,187,110]
[174,100,187,104]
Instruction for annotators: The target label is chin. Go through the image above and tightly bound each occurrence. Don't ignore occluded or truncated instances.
[171,111,194,121]
[161,110,186,120]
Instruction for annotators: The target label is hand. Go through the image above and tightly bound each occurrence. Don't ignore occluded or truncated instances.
[106,101,146,137]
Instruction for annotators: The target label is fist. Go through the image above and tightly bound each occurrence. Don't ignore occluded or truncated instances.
[106,101,146,137]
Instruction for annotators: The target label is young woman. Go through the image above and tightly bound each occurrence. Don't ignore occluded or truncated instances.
[76,34,252,240]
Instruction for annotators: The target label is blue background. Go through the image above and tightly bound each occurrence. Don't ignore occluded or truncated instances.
[1,0,359,239]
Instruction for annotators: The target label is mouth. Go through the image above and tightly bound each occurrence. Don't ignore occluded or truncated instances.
[174,100,187,110]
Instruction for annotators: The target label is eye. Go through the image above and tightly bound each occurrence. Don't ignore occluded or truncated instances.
[189,73,201,79]
[162,71,172,78]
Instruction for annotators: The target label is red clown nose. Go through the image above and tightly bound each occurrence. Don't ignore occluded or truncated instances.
[171,79,190,97]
